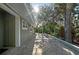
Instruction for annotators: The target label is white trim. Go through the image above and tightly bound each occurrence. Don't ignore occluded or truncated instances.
[0,4,21,47]
[0,3,18,16]
[15,16,21,47]
[19,17,21,47]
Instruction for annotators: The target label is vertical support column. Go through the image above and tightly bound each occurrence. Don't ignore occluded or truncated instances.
[15,16,21,47]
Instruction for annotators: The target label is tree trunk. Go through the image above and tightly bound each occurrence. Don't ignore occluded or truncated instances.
[64,4,73,43]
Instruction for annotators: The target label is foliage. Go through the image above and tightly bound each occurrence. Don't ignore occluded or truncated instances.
[75,27,79,37]
[58,26,64,38]
[34,22,61,37]
[38,4,53,21]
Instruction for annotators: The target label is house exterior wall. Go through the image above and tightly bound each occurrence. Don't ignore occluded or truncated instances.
[5,3,35,47]
[20,18,35,47]
[0,3,35,48]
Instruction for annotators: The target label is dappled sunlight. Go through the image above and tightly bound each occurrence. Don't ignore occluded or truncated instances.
[32,33,43,55]
[32,33,49,55]
[32,33,76,55]
[32,3,79,55]
[62,47,75,55]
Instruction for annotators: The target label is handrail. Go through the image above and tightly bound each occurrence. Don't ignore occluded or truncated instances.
[51,36,79,55]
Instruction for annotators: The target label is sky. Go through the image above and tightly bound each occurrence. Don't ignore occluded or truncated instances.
[31,3,54,13]
[31,3,54,25]
[31,3,45,7]
[31,3,53,9]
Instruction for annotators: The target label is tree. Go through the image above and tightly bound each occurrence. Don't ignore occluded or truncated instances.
[54,3,74,43]
[64,4,73,43]
[37,4,54,22]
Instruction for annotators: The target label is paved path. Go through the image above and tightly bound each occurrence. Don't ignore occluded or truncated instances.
[1,33,75,55]
[1,32,35,55]
[32,33,75,55]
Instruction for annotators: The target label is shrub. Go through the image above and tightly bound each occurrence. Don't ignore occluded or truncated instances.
[58,26,64,38]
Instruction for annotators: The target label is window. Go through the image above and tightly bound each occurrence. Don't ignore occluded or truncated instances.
[22,20,28,30]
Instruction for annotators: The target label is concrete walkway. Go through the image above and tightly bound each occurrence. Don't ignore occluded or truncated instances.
[1,32,35,55]
[32,33,75,55]
[1,33,75,55]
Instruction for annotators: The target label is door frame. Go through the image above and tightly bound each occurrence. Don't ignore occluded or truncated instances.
[0,3,21,47]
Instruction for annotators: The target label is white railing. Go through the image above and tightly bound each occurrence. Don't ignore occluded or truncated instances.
[52,36,79,55]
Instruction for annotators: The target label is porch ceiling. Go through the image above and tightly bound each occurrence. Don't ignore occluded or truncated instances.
[5,3,35,26]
